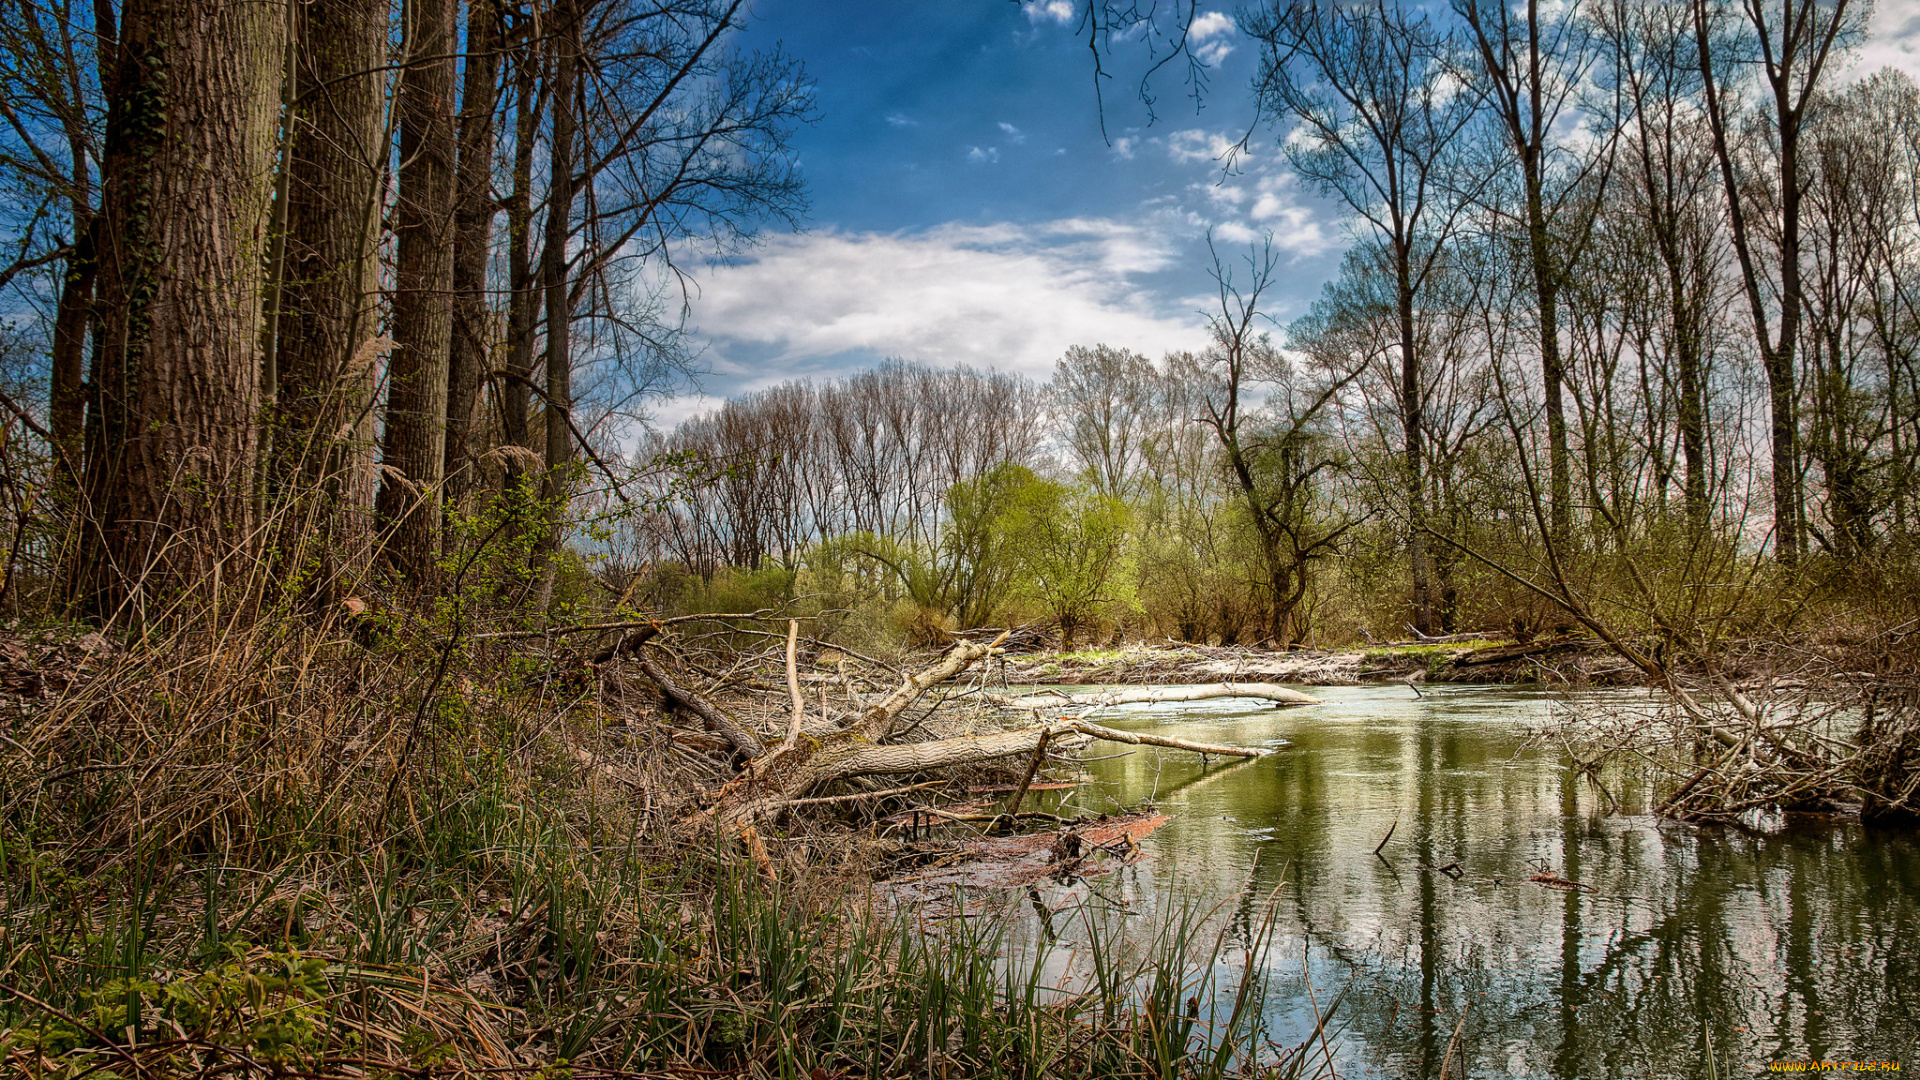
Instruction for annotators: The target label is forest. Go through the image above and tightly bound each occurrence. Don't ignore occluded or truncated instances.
[0,0,1916,1076]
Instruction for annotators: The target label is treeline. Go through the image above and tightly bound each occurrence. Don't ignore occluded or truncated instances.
[636,0,1920,649]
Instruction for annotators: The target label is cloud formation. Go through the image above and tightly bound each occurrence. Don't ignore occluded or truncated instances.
[1188,11,1237,66]
[685,220,1207,389]
[1854,2,1920,83]
[1022,0,1074,27]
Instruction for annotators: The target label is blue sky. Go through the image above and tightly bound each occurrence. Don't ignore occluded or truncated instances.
[661,0,1920,424]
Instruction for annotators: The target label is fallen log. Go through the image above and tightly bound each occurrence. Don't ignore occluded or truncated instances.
[991,682,1320,710]
[712,718,1271,830]
[852,632,1009,739]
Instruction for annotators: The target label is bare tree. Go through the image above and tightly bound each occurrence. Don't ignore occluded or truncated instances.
[1455,0,1617,541]
[1054,344,1156,500]
[1249,0,1480,634]
[1691,0,1860,563]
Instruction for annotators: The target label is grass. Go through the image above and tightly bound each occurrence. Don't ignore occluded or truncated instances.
[0,608,1342,1078]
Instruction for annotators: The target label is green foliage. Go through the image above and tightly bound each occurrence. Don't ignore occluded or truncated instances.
[1002,476,1134,647]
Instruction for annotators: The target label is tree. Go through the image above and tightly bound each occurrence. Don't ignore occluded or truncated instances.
[1006,476,1132,648]
[1054,344,1155,500]
[271,0,389,547]
[376,0,459,584]
[75,0,286,618]
[444,0,505,512]
[1455,0,1616,541]
[1198,239,1363,646]
[1691,0,1860,563]
[1599,0,1724,537]
[1249,0,1478,634]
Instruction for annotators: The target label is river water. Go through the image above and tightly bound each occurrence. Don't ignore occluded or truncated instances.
[1007,684,1919,1079]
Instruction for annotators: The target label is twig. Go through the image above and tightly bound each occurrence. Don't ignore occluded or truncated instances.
[781,780,946,807]
[1373,812,1399,855]
[1007,729,1052,816]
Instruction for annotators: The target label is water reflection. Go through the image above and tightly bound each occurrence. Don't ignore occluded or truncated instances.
[1015,684,1920,1078]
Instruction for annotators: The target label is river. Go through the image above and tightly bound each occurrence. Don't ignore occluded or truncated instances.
[1006,683,1919,1079]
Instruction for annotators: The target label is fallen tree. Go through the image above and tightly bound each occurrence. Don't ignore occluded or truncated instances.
[991,683,1320,710]
[629,627,1271,841]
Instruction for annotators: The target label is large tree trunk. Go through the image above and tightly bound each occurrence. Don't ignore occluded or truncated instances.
[444,0,502,515]
[273,0,387,543]
[377,0,459,584]
[75,0,286,620]
[534,0,578,602]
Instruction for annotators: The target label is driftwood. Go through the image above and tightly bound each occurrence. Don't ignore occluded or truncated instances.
[992,682,1320,710]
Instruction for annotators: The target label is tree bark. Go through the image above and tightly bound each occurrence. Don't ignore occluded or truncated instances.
[76,0,286,620]
[444,0,502,514]
[499,48,538,500]
[48,218,96,477]
[377,0,459,583]
[274,0,387,531]
[536,0,578,588]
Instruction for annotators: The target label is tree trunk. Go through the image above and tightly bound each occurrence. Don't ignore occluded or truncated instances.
[48,217,96,477]
[1527,171,1572,542]
[274,0,387,540]
[992,683,1320,710]
[444,0,502,515]
[1399,257,1436,636]
[377,0,459,584]
[535,0,577,599]
[500,49,538,500]
[76,0,286,620]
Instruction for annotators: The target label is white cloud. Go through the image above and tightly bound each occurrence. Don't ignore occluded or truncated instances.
[1111,136,1137,159]
[885,112,918,128]
[1022,0,1074,26]
[1188,11,1237,65]
[647,393,725,430]
[998,121,1028,144]
[1851,0,1920,84]
[685,221,1205,386]
[1211,221,1260,245]
[967,145,1000,164]
[1246,172,1333,257]
[1165,128,1238,164]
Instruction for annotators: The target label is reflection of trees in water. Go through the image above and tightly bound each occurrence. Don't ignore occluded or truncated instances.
[1256,809,1920,1077]
[1065,694,1919,1077]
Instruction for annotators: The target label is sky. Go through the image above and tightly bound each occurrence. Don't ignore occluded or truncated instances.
[659,0,1920,427]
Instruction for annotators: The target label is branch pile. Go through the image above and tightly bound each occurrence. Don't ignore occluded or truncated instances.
[614,622,1273,853]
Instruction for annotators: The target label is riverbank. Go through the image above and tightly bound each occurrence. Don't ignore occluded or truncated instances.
[995,637,1639,687]
[993,628,1916,690]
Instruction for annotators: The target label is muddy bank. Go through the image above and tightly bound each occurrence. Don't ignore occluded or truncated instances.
[996,637,1644,688]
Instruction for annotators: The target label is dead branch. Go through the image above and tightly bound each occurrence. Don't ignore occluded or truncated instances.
[633,648,766,758]
[850,631,1009,739]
